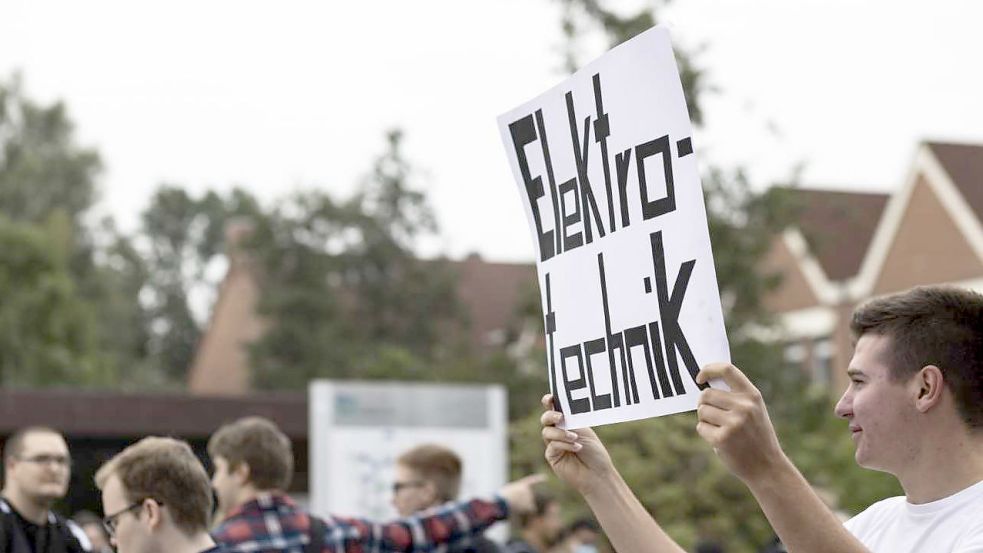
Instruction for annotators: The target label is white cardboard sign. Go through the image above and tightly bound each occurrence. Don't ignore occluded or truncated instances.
[497,27,729,429]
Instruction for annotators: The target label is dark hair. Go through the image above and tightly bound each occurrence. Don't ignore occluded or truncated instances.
[2,427,63,462]
[397,444,462,502]
[694,540,726,553]
[516,489,556,529]
[207,417,293,491]
[568,517,599,534]
[851,285,983,429]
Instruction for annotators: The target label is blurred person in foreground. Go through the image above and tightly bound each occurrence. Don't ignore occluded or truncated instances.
[502,490,562,553]
[556,518,600,553]
[208,416,543,552]
[541,285,983,552]
[70,511,113,553]
[393,443,499,553]
[1,427,91,552]
[95,436,224,553]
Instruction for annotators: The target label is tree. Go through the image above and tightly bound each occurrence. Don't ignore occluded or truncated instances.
[556,0,708,125]
[0,215,109,386]
[248,129,465,388]
[0,74,100,227]
[137,186,263,382]
[0,74,151,388]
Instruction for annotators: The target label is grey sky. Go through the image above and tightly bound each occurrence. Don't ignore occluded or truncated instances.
[2,0,981,263]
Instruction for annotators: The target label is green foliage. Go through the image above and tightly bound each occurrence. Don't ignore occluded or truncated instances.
[248,129,465,388]
[0,215,111,386]
[555,0,707,126]
[0,74,151,388]
[137,185,263,382]
[0,74,101,226]
[512,411,775,553]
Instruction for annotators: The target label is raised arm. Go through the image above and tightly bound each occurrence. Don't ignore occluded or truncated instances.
[695,363,871,553]
[337,474,544,553]
[540,394,687,553]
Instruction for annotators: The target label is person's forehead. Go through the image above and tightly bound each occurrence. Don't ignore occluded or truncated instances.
[849,334,893,373]
[21,431,69,455]
[394,463,421,478]
[101,475,127,512]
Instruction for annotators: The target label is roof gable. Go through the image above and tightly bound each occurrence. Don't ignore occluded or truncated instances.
[784,188,890,282]
[928,141,983,223]
[871,175,983,294]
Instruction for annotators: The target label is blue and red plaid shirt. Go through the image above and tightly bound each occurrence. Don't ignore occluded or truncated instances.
[212,492,509,553]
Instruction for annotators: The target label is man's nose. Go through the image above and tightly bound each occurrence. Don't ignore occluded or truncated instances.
[834,392,851,418]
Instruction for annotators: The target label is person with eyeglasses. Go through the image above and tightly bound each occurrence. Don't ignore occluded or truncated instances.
[392,444,499,553]
[208,416,544,553]
[94,436,227,553]
[1,426,92,553]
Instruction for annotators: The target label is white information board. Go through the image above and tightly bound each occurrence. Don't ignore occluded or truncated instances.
[497,26,729,429]
[309,381,509,539]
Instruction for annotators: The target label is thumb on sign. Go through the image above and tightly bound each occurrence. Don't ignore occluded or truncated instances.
[695,363,785,484]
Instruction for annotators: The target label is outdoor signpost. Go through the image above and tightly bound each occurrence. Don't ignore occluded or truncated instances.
[308,381,509,539]
[498,26,729,429]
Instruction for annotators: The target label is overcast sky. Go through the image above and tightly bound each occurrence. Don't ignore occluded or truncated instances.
[3,0,982,263]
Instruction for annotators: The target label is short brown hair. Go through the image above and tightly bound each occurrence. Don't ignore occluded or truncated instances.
[2,426,63,462]
[396,444,462,502]
[207,417,293,491]
[851,285,983,429]
[95,437,212,535]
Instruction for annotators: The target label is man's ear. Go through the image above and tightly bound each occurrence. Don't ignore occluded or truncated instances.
[913,365,945,413]
[145,499,164,530]
[422,481,440,504]
[232,461,251,485]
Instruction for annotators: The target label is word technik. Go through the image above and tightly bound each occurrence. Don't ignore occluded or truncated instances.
[543,230,708,416]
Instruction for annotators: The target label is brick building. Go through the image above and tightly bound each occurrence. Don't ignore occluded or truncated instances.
[761,141,983,392]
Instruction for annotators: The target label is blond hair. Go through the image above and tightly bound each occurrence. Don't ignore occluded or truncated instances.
[396,444,462,502]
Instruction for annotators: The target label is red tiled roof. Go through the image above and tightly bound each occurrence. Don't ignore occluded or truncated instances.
[451,255,537,350]
[927,141,983,223]
[187,250,538,394]
[786,188,890,281]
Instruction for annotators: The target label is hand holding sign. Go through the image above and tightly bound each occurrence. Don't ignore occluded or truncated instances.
[539,394,617,497]
[695,363,787,483]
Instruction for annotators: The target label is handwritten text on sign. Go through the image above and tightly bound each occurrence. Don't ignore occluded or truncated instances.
[498,27,729,429]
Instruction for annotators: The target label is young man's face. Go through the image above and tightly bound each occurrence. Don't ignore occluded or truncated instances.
[101,475,153,553]
[533,501,563,542]
[391,464,436,516]
[4,431,71,503]
[835,333,919,472]
[210,456,243,517]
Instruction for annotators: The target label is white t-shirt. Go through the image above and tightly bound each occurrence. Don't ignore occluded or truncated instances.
[844,479,983,552]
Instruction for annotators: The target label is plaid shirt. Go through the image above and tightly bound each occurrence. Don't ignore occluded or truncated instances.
[212,492,509,553]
